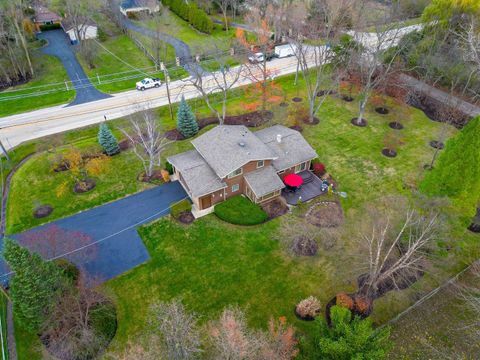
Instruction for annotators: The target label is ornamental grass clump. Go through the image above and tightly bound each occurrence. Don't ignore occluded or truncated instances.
[295,296,321,319]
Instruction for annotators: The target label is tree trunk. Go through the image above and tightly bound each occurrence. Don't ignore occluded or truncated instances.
[13,18,34,77]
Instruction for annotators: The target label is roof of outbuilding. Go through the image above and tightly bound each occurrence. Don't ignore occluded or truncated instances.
[244,165,285,197]
[255,125,318,171]
[191,125,277,179]
[167,150,226,198]
[61,18,97,32]
[33,5,62,22]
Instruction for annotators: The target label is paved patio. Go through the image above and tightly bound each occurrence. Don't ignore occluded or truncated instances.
[282,171,327,205]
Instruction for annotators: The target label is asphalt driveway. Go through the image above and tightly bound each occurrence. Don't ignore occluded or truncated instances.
[38,30,111,105]
[1,182,187,283]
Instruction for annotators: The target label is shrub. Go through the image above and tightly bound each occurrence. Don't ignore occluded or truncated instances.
[165,161,174,174]
[312,162,326,177]
[336,292,354,310]
[162,0,213,34]
[215,196,268,225]
[170,199,192,218]
[296,296,321,319]
[291,235,318,256]
[98,122,120,156]
[39,23,61,31]
[54,258,80,283]
[353,295,372,316]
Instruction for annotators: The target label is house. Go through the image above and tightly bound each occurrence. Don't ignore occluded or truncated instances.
[62,18,98,44]
[119,0,160,17]
[167,125,318,214]
[32,3,62,31]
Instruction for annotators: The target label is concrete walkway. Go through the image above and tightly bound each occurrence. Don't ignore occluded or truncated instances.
[38,30,111,105]
[1,182,187,283]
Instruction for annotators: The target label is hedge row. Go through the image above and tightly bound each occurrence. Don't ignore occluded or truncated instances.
[162,0,214,34]
[214,195,268,226]
[39,23,61,31]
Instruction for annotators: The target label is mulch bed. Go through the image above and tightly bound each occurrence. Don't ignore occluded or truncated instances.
[294,306,317,322]
[33,205,53,219]
[292,97,303,102]
[468,208,480,233]
[177,211,195,225]
[351,118,367,127]
[261,198,289,219]
[376,107,389,115]
[165,129,186,141]
[53,161,70,172]
[429,140,444,149]
[138,170,164,183]
[291,235,318,256]
[423,164,433,170]
[341,95,354,102]
[279,102,289,107]
[289,125,303,132]
[118,139,131,151]
[198,110,273,129]
[357,269,424,300]
[303,117,320,125]
[382,148,397,158]
[306,201,344,228]
[73,179,96,193]
[317,89,337,97]
[389,121,404,130]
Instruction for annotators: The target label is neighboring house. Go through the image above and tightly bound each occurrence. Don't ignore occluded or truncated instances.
[32,4,62,31]
[168,125,317,213]
[119,0,160,16]
[62,18,98,44]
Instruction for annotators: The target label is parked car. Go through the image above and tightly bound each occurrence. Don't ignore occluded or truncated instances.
[136,78,162,91]
[248,52,276,63]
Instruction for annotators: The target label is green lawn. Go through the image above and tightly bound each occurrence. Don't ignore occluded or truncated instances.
[0,294,8,360]
[0,52,74,117]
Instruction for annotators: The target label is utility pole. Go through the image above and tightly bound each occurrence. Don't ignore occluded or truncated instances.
[162,63,174,123]
[0,136,9,162]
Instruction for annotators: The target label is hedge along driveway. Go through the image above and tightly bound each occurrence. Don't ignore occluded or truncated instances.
[1,182,187,282]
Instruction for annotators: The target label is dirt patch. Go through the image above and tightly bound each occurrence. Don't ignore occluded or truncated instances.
[261,198,289,219]
[292,97,303,102]
[382,148,398,158]
[33,205,53,219]
[118,139,131,151]
[341,95,354,102]
[351,118,368,127]
[376,107,390,115]
[177,211,195,225]
[165,129,186,141]
[73,179,96,193]
[303,117,320,125]
[306,201,344,228]
[389,121,404,130]
[198,110,273,129]
[279,102,288,107]
[289,125,303,132]
[291,235,318,256]
[429,140,444,149]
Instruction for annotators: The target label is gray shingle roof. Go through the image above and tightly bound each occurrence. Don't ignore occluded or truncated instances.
[244,165,285,197]
[191,125,277,179]
[167,150,226,198]
[255,125,317,171]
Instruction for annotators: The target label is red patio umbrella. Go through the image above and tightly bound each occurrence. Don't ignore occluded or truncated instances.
[283,173,303,187]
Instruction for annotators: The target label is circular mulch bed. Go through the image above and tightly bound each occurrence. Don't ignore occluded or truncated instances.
[306,201,344,228]
[138,170,164,183]
[389,121,404,130]
[468,223,480,233]
[423,164,433,170]
[289,125,303,132]
[429,140,444,149]
[33,205,53,218]
[198,110,274,129]
[341,95,354,102]
[177,211,195,224]
[74,179,96,193]
[382,149,397,158]
[260,198,289,219]
[303,116,320,125]
[291,235,318,256]
[317,89,337,97]
[118,139,131,151]
[165,129,186,141]
[292,97,303,102]
[294,307,316,322]
[376,107,389,115]
[53,161,70,172]
[351,118,367,127]
[279,102,288,107]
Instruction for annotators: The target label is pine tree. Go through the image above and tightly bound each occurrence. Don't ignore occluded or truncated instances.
[420,116,480,216]
[300,305,391,359]
[177,96,199,138]
[98,122,120,156]
[3,238,64,332]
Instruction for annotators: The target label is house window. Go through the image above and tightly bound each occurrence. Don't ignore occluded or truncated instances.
[257,160,264,168]
[231,184,240,192]
[228,168,243,178]
[295,162,307,173]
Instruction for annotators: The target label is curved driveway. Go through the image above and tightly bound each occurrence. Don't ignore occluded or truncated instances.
[1,182,187,283]
[38,29,111,105]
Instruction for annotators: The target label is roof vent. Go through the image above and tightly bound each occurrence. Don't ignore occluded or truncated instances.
[276,134,282,143]
[239,141,245,147]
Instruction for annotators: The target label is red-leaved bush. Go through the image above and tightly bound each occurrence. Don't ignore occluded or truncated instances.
[313,162,326,176]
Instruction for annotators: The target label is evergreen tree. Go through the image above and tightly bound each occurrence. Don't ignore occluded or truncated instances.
[420,116,480,216]
[3,238,64,332]
[176,96,199,138]
[98,122,120,156]
[300,305,391,360]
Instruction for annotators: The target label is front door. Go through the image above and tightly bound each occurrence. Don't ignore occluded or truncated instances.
[201,195,212,209]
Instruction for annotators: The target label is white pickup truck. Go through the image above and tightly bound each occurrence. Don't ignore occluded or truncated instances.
[136,78,162,91]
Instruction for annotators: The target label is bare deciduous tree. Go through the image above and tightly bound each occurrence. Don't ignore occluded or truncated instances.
[120,109,171,177]
[149,299,202,360]
[214,0,232,31]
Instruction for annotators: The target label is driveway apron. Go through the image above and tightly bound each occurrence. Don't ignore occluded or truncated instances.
[1,182,187,283]
[37,29,111,105]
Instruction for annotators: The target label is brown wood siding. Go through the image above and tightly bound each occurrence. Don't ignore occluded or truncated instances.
[223,160,272,199]
[197,188,225,210]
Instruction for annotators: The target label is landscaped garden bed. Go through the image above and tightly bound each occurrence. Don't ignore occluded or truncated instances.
[305,201,344,228]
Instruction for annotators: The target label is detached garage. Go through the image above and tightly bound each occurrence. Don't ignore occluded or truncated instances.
[62,19,98,44]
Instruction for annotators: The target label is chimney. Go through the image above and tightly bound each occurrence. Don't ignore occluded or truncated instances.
[276,134,282,143]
